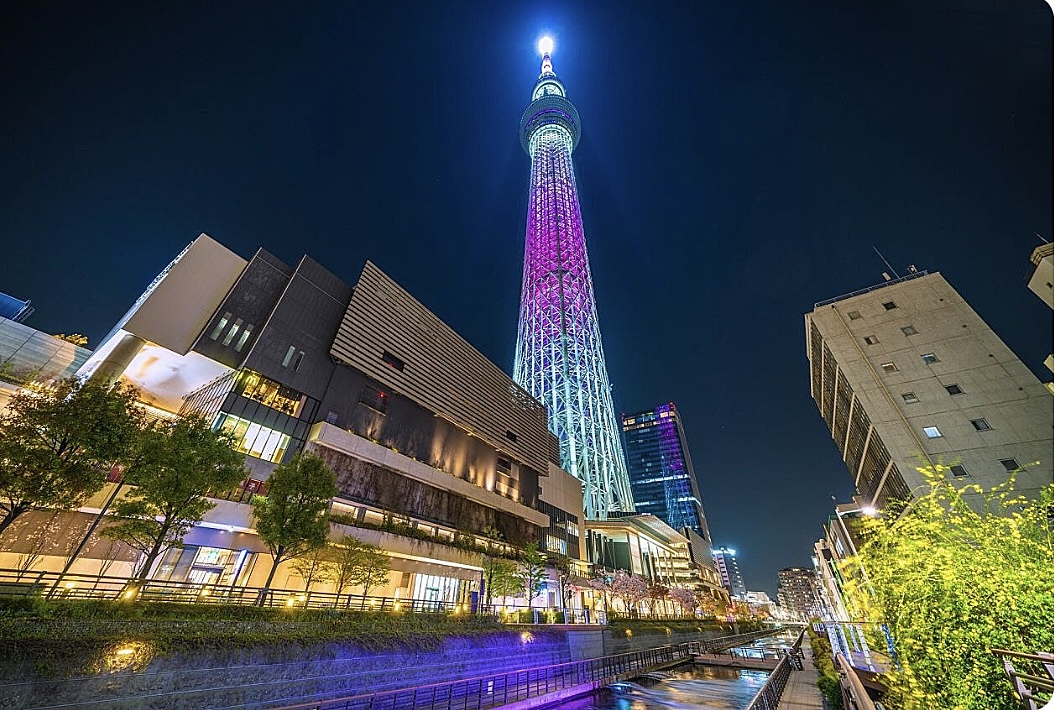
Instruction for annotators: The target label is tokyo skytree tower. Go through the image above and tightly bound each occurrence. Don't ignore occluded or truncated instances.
[513,38,635,519]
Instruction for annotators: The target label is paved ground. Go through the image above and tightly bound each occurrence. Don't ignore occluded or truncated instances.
[778,643,826,709]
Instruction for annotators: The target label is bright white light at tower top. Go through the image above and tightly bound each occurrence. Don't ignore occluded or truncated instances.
[538,36,554,56]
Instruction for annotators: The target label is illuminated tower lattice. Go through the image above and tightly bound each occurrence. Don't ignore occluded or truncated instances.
[513,39,634,519]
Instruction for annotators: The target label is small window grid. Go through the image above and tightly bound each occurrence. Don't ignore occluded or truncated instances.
[848,311,862,320]
[970,419,992,431]
[900,325,918,336]
[901,393,919,403]
[950,465,969,478]
[210,312,233,341]
[923,426,943,439]
[881,362,898,374]
[864,335,880,345]
[921,353,940,365]
[944,384,963,395]
[382,351,405,371]
[999,458,1020,472]
[882,301,898,310]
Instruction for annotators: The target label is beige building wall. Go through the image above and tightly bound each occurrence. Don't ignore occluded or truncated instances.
[807,272,1053,511]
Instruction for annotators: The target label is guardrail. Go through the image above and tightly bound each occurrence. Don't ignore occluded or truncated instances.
[744,627,806,710]
[279,643,692,710]
[0,567,593,623]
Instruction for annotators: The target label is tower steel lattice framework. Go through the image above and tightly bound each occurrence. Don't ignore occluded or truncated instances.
[513,46,635,519]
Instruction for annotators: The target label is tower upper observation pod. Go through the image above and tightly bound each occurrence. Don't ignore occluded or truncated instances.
[512,38,635,519]
[519,47,582,154]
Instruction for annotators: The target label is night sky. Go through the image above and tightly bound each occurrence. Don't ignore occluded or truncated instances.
[1,2,1052,596]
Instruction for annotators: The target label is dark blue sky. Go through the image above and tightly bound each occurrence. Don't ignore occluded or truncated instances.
[1,1,1052,595]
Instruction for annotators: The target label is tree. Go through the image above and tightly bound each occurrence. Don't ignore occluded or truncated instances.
[290,544,336,594]
[103,417,246,583]
[847,467,1054,710]
[330,536,391,603]
[646,582,670,616]
[52,334,89,347]
[483,556,520,607]
[251,454,337,601]
[610,570,648,617]
[668,586,697,617]
[518,542,547,608]
[0,378,142,536]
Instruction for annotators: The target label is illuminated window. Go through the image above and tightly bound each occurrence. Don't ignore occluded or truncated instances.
[217,413,290,463]
[881,362,898,374]
[999,458,1020,472]
[971,418,992,431]
[222,318,243,346]
[863,335,880,345]
[382,350,405,371]
[848,311,862,320]
[209,312,232,341]
[234,324,254,352]
[238,371,304,415]
[358,386,388,414]
[923,426,942,439]
[882,301,897,310]
[944,384,963,395]
[950,465,969,478]
[282,346,296,368]
[901,392,919,403]
[900,325,918,336]
[921,353,940,365]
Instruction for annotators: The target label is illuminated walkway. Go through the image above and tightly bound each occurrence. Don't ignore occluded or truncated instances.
[777,643,825,709]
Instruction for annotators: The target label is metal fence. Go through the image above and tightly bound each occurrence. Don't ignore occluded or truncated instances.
[0,567,594,623]
[278,643,692,710]
[744,627,806,710]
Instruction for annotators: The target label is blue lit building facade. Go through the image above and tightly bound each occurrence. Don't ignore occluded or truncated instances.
[621,402,711,542]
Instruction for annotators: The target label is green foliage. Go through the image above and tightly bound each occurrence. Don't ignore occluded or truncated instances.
[290,544,336,592]
[809,631,844,709]
[330,536,390,598]
[483,556,520,605]
[518,542,547,607]
[251,454,337,593]
[0,379,143,536]
[848,469,1054,710]
[103,417,246,581]
[52,334,89,347]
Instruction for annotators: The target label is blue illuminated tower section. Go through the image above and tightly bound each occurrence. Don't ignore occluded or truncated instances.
[513,39,635,519]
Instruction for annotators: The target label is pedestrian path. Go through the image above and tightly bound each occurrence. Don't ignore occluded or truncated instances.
[778,642,826,709]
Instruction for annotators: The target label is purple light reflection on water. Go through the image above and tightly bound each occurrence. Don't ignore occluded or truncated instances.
[549,664,771,710]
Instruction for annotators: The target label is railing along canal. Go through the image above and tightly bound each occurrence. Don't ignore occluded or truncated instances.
[745,628,806,710]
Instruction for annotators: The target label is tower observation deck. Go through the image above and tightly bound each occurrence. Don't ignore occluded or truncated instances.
[513,39,635,519]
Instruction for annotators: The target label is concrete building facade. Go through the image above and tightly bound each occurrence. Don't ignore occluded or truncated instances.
[777,566,820,621]
[710,546,746,600]
[806,270,1053,511]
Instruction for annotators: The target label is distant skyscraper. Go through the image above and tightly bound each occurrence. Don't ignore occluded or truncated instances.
[777,567,820,621]
[512,39,633,519]
[622,402,711,541]
[806,270,1053,512]
[711,546,746,599]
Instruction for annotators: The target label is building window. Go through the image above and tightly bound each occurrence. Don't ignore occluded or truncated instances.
[216,413,291,463]
[282,346,296,368]
[222,318,243,347]
[881,362,898,374]
[923,426,943,439]
[358,386,389,414]
[505,430,518,443]
[209,312,232,341]
[901,392,919,403]
[900,325,918,336]
[497,457,512,472]
[950,465,969,478]
[999,458,1020,472]
[234,324,254,353]
[291,351,304,371]
[864,335,880,345]
[382,350,405,371]
[944,384,963,395]
[971,418,992,431]
[848,311,862,320]
[921,353,940,365]
[882,301,898,310]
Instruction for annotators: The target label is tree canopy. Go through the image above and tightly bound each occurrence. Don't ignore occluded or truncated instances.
[251,454,337,597]
[518,542,547,607]
[848,468,1054,710]
[103,416,246,582]
[0,378,142,536]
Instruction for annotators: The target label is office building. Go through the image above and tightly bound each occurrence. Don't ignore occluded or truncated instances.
[711,546,746,600]
[1025,242,1053,384]
[806,270,1053,511]
[0,292,33,323]
[622,402,711,542]
[777,566,820,621]
[512,40,634,519]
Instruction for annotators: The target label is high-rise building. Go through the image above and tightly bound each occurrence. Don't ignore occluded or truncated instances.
[806,270,1053,512]
[777,567,821,621]
[622,402,711,541]
[1025,242,1053,385]
[711,546,746,599]
[512,40,633,519]
[0,291,34,323]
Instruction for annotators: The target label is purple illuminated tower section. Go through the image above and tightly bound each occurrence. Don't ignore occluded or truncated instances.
[513,39,634,519]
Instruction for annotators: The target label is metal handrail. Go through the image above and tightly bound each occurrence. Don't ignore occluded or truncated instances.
[745,627,805,710]
[814,270,929,308]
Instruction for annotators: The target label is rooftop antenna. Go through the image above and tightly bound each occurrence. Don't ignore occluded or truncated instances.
[1036,232,1050,244]
[872,245,898,280]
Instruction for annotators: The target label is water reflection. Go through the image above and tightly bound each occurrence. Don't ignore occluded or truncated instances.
[552,664,771,709]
